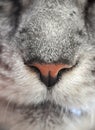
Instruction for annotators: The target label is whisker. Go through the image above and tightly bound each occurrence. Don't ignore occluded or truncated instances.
[2,98,13,122]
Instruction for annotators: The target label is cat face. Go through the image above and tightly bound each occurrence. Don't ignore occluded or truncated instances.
[0,0,95,130]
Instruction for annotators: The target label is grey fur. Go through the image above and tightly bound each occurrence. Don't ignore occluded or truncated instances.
[0,0,95,130]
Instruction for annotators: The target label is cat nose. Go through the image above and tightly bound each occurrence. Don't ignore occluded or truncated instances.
[31,63,71,89]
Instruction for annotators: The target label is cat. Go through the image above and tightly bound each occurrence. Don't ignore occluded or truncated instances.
[0,0,95,130]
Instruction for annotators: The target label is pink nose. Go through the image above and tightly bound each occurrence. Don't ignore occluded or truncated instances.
[32,63,70,78]
[31,63,71,88]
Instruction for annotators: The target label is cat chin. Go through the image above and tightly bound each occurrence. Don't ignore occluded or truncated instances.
[28,102,84,117]
[7,100,86,119]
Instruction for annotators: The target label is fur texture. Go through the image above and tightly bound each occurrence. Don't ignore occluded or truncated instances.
[0,0,95,130]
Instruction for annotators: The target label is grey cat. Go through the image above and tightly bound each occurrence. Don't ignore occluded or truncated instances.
[0,0,95,130]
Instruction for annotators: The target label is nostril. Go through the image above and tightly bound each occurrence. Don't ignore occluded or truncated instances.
[57,67,71,79]
[31,65,41,74]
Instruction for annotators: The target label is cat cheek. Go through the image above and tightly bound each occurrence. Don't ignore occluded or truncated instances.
[0,1,12,16]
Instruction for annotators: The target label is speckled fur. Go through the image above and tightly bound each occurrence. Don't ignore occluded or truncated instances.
[0,0,95,130]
